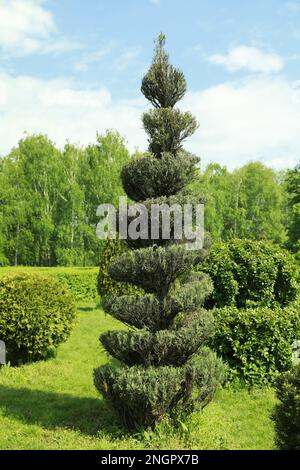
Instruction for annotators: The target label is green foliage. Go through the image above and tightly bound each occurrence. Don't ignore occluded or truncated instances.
[141,33,187,109]
[121,151,198,202]
[201,239,298,308]
[190,162,287,244]
[94,348,224,430]
[212,304,300,385]
[97,238,139,298]
[53,269,98,301]
[232,163,287,243]
[142,108,198,157]
[100,310,214,366]
[0,266,99,301]
[94,364,185,430]
[103,272,213,331]
[0,272,76,363]
[0,130,129,267]
[99,237,212,308]
[108,244,208,297]
[121,191,207,251]
[285,163,300,256]
[273,364,300,450]
[0,305,277,450]
[94,35,223,430]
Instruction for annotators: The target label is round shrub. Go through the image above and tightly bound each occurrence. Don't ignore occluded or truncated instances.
[200,239,299,308]
[0,273,76,363]
[273,364,300,450]
[212,303,300,385]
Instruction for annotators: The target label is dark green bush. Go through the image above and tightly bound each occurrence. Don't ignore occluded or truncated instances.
[121,151,198,202]
[95,36,224,430]
[102,272,213,331]
[200,239,298,308]
[118,191,207,250]
[94,348,224,430]
[273,364,300,450]
[101,309,214,366]
[212,304,300,385]
[0,273,76,363]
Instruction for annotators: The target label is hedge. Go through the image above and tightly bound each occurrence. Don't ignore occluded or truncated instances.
[0,272,76,363]
[200,239,299,308]
[212,303,300,385]
[0,267,98,301]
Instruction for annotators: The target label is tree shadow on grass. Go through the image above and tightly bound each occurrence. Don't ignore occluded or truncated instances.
[0,385,124,438]
[77,302,102,312]
[77,306,97,312]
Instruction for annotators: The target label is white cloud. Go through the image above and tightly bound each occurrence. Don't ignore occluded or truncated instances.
[209,45,284,74]
[0,73,300,170]
[74,41,116,72]
[114,47,141,71]
[183,77,300,169]
[150,0,161,6]
[0,73,145,155]
[0,0,79,56]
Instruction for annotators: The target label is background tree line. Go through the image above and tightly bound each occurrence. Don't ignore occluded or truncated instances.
[0,131,129,266]
[0,131,299,266]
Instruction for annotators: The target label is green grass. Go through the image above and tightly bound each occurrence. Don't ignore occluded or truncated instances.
[0,302,277,450]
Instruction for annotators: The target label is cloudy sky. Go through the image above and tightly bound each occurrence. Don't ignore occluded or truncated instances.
[0,0,300,169]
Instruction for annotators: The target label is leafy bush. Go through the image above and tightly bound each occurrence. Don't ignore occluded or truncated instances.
[200,239,298,308]
[0,273,76,363]
[273,364,300,450]
[94,348,224,430]
[53,268,98,301]
[212,304,300,385]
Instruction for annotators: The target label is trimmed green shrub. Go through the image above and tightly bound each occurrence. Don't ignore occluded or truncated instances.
[101,310,214,367]
[94,35,224,430]
[0,267,99,301]
[273,364,300,450]
[200,239,298,308]
[53,268,98,301]
[0,272,76,363]
[97,238,141,298]
[121,151,198,202]
[212,304,300,385]
[102,272,213,331]
[94,348,224,430]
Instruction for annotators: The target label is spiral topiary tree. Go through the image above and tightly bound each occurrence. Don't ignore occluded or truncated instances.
[94,34,224,430]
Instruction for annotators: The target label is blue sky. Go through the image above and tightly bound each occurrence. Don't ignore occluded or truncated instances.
[1,0,300,168]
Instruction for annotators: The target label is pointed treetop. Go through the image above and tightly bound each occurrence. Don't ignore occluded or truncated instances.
[141,33,187,109]
[154,33,168,62]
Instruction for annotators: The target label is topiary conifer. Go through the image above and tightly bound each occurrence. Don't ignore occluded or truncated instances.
[94,34,224,430]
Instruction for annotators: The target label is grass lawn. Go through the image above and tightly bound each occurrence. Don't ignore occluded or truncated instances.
[0,302,277,450]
